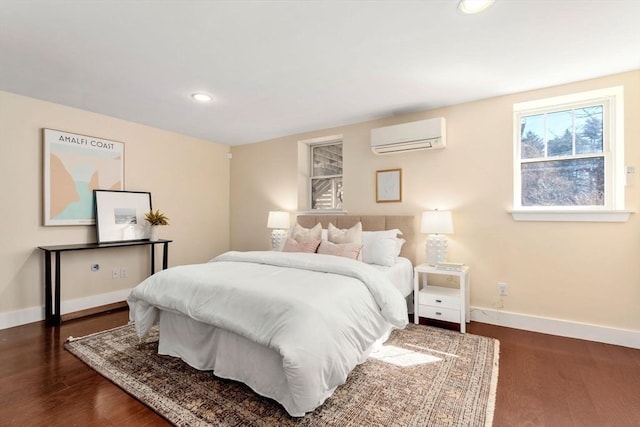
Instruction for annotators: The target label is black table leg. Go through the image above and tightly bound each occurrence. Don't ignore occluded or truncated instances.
[53,251,61,326]
[162,242,169,270]
[150,244,156,275]
[44,251,53,326]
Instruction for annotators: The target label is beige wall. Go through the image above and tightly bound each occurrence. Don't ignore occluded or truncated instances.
[230,71,640,332]
[0,91,230,317]
[2,71,638,334]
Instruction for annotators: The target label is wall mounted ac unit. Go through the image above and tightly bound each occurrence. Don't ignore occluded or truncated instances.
[371,117,446,155]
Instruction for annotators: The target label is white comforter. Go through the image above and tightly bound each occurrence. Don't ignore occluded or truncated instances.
[127,251,408,416]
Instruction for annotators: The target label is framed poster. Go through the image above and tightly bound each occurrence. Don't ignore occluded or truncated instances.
[94,190,151,243]
[43,129,124,226]
[376,168,402,203]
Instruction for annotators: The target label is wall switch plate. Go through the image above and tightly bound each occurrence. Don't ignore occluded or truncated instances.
[498,282,508,296]
[112,268,120,279]
[120,267,128,278]
[626,165,637,186]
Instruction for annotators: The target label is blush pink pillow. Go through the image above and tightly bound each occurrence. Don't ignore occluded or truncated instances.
[328,222,362,245]
[282,238,321,253]
[317,240,363,260]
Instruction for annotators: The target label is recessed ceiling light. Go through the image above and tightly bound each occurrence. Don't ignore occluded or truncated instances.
[191,92,213,102]
[458,0,495,14]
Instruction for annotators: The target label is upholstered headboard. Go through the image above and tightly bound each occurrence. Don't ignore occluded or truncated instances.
[296,215,418,265]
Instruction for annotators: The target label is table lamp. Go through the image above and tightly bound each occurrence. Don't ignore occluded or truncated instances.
[267,211,290,250]
[421,210,454,266]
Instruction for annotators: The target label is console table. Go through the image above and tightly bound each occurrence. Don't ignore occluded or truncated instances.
[38,239,172,326]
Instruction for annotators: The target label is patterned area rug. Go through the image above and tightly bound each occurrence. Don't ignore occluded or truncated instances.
[65,323,499,426]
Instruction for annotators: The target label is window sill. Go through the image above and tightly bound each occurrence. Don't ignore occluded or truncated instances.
[297,210,348,216]
[509,210,633,223]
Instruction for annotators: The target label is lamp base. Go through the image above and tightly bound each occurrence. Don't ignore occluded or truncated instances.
[426,234,448,266]
[271,229,287,251]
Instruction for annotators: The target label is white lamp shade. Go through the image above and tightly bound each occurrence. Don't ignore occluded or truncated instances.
[421,210,454,234]
[267,211,290,229]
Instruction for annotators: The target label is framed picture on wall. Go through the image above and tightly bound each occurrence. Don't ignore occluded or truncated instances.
[43,129,124,226]
[94,190,151,243]
[376,168,402,203]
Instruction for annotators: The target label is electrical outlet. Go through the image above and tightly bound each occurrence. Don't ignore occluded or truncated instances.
[112,268,120,279]
[120,267,128,278]
[498,282,508,296]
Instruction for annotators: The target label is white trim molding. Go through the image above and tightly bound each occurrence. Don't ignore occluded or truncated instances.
[510,209,633,222]
[297,210,348,216]
[0,288,132,330]
[471,306,640,349]
[512,86,627,217]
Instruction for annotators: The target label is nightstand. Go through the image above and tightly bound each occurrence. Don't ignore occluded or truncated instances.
[413,264,470,333]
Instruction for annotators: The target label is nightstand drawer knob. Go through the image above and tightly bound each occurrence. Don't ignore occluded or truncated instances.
[435,312,442,316]
[435,299,442,303]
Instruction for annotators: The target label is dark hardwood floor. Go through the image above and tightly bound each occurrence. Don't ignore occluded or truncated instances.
[1,309,639,426]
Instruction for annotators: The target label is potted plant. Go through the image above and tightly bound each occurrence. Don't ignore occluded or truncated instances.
[145,209,169,241]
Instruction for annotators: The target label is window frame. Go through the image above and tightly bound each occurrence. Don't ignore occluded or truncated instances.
[511,86,631,222]
[309,139,343,211]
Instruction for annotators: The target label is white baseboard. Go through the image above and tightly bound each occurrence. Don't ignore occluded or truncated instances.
[0,305,44,330]
[470,306,640,349]
[0,288,132,330]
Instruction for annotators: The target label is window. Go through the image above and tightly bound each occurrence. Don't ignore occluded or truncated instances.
[310,141,343,210]
[512,86,629,222]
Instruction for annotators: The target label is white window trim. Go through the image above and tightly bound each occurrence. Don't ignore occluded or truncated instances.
[297,210,348,216]
[509,209,632,222]
[300,134,345,212]
[511,86,632,222]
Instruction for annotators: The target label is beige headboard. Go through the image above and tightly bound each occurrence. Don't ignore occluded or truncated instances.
[296,215,418,265]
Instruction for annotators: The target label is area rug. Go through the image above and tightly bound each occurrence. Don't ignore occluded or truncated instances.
[65,323,499,426]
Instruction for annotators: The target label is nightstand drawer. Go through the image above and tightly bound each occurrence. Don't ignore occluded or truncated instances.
[419,291,459,310]
[418,305,460,323]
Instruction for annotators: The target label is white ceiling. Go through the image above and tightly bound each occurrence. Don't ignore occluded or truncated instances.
[1,1,639,146]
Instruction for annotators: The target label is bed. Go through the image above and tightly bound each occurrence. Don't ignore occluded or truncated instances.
[127,215,417,417]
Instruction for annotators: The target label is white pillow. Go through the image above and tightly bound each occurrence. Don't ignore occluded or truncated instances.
[361,229,404,266]
[289,222,322,242]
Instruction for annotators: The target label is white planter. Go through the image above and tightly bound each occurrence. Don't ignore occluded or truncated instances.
[148,225,159,241]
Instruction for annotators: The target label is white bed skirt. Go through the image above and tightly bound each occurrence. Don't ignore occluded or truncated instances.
[157,310,391,416]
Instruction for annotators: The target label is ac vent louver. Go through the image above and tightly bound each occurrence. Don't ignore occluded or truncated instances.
[371,118,446,155]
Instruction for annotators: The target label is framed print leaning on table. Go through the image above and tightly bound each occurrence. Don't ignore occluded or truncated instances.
[94,190,151,243]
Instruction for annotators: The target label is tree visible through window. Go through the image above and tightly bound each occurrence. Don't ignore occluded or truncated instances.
[520,106,604,206]
[310,141,343,210]
[514,87,623,211]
